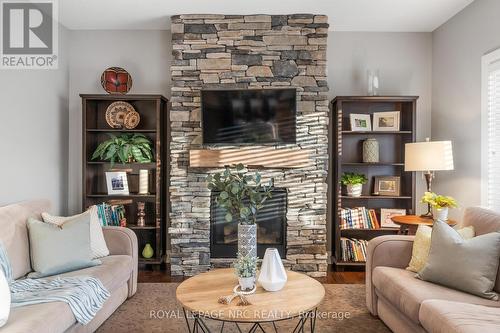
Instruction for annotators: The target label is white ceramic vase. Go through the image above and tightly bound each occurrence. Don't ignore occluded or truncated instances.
[238,276,255,291]
[434,207,449,221]
[258,248,287,292]
[0,270,10,328]
[346,184,362,197]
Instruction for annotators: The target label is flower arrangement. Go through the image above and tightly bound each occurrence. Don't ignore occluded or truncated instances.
[421,192,458,208]
[234,252,258,278]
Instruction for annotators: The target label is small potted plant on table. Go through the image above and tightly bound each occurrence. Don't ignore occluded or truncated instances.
[421,192,458,221]
[341,172,368,197]
[234,252,258,291]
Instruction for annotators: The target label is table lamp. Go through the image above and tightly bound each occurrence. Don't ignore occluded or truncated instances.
[405,138,454,218]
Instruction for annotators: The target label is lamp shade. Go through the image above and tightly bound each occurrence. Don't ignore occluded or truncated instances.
[405,140,454,172]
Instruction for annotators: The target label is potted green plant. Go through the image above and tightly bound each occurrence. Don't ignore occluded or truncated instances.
[91,133,153,167]
[421,192,458,221]
[234,252,258,291]
[340,172,368,197]
[206,164,273,259]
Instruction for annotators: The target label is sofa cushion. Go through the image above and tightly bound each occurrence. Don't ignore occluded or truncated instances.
[419,299,500,333]
[27,216,100,278]
[461,207,500,293]
[42,205,110,259]
[373,266,500,324]
[417,220,500,300]
[52,255,133,293]
[0,200,50,280]
[1,301,75,333]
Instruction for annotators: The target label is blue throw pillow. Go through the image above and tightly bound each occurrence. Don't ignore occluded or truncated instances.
[27,213,100,278]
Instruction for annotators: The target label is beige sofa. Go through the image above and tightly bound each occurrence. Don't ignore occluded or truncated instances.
[0,200,138,333]
[366,207,500,333]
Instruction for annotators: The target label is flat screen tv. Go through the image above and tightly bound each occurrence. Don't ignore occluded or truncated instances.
[201,88,296,144]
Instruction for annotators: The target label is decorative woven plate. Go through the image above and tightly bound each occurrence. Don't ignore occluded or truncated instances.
[105,101,136,128]
[124,110,140,129]
[100,67,133,94]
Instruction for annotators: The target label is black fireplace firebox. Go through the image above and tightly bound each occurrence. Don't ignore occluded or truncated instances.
[210,188,287,258]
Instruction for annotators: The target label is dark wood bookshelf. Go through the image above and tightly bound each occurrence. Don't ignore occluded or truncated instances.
[331,96,417,270]
[81,94,168,266]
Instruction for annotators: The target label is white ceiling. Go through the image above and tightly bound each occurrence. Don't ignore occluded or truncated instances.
[59,0,474,32]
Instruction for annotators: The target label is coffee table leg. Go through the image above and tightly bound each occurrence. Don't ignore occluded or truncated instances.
[183,308,213,333]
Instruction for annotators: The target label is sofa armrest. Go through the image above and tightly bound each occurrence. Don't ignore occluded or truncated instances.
[366,235,414,316]
[102,227,138,297]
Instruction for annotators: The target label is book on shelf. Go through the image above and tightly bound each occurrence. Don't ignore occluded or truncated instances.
[340,237,368,262]
[96,202,127,227]
[339,207,380,229]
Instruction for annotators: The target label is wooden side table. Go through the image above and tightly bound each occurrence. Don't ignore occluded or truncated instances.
[390,215,457,235]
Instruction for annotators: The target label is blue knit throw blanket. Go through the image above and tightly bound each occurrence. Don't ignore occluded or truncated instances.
[0,242,110,325]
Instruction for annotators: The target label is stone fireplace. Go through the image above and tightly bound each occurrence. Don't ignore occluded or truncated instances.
[169,14,329,277]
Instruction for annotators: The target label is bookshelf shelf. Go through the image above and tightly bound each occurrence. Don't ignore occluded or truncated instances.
[82,94,168,267]
[340,195,412,200]
[330,96,417,270]
[341,162,404,166]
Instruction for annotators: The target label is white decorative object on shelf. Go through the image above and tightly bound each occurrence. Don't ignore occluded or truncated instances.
[434,207,449,221]
[258,248,287,292]
[346,184,362,197]
[138,169,149,194]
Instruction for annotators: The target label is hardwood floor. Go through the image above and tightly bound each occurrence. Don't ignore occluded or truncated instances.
[138,264,365,284]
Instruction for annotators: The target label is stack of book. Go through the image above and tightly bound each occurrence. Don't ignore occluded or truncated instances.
[339,207,379,229]
[340,237,369,262]
[96,202,127,227]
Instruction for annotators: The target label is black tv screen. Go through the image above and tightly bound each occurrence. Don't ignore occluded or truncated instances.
[201,88,296,144]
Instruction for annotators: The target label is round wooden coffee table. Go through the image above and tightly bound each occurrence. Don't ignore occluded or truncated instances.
[176,268,325,333]
[391,215,457,235]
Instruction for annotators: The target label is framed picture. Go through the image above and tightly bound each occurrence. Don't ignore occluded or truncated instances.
[374,176,401,196]
[373,111,400,131]
[105,171,129,195]
[380,208,406,228]
[349,114,372,131]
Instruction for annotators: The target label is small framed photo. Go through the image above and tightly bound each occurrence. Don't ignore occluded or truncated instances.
[374,176,401,196]
[373,111,400,131]
[349,114,372,132]
[380,208,406,228]
[105,171,129,195]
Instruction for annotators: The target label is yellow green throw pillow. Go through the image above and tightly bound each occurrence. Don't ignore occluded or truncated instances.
[407,224,475,272]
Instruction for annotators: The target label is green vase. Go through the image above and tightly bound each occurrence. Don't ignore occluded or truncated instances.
[142,243,154,259]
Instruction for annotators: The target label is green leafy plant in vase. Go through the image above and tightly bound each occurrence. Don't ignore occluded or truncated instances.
[92,133,153,167]
[234,252,258,291]
[206,163,273,259]
[421,192,458,221]
[340,172,368,197]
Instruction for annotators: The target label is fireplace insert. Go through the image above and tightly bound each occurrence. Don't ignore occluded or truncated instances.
[210,188,287,258]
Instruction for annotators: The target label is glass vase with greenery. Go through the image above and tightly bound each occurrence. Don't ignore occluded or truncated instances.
[206,164,273,259]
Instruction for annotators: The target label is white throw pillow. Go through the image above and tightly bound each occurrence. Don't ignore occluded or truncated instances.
[42,206,110,259]
[0,269,10,328]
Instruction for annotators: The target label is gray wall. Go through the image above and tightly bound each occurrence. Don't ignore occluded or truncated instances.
[0,25,69,214]
[329,31,433,215]
[432,0,500,219]
[67,30,171,213]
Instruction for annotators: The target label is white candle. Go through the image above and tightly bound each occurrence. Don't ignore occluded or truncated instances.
[138,169,149,194]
